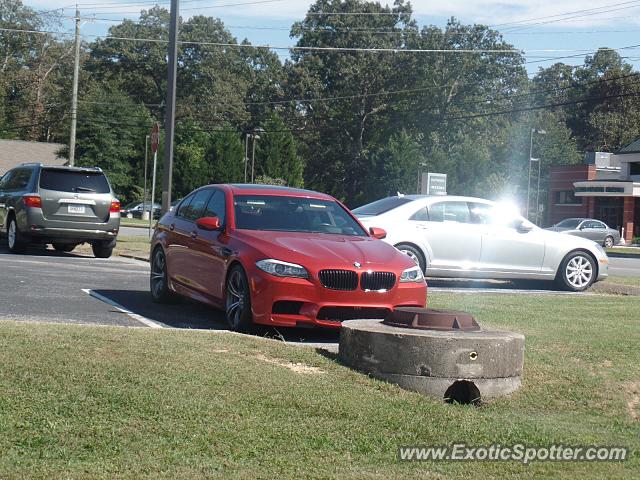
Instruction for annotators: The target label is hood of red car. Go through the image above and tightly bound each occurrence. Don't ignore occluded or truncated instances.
[236,230,411,270]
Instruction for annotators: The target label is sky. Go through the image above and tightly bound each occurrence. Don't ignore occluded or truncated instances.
[22,0,640,74]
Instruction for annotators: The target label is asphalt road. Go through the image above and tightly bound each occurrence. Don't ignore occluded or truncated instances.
[606,255,640,277]
[0,244,637,347]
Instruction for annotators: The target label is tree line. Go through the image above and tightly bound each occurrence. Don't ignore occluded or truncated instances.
[1,0,639,215]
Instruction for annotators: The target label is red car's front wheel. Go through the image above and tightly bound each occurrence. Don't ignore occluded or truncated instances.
[225,265,253,332]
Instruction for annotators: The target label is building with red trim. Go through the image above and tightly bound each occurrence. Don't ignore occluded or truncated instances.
[547,139,640,243]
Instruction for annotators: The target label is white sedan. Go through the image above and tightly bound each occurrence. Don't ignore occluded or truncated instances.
[354,195,609,291]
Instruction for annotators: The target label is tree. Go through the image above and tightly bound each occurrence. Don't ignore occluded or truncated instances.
[60,84,152,200]
[255,114,304,186]
[209,129,245,184]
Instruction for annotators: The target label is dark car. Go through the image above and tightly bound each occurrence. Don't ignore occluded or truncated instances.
[0,164,120,257]
[150,184,426,331]
[121,201,161,219]
[546,218,621,248]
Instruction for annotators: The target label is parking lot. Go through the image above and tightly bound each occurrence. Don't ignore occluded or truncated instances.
[1,244,637,343]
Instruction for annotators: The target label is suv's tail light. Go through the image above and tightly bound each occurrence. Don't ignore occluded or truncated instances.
[23,195,42,208]
[110,200,121,213]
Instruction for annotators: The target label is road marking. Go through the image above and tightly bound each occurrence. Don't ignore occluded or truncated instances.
[82,289,165,329]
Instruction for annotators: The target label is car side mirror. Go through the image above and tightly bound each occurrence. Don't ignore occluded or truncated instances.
[196,216,222,231]
[369,227,387,239]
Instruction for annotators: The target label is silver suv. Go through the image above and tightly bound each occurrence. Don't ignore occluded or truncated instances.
[0,164,120,258]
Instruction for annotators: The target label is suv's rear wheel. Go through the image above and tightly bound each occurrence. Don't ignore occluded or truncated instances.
[7,217,27,254]
[52,243,76,253]
[92,239,114,258]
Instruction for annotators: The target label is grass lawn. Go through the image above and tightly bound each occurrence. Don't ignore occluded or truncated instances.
[607,247,640,256]
[120,217,155,227]
[604,276,640,288]
[73,235,151,260]
[0,293,638,479]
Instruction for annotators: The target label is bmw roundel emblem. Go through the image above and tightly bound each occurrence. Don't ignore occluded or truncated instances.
[354,262,362,268]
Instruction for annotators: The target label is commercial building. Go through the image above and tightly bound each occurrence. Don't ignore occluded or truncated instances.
[547,139,640,243]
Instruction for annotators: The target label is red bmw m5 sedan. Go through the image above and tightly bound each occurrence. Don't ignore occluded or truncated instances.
[150,184,427,331]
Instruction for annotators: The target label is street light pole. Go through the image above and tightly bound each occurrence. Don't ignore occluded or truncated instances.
[526,129,534,220]
[244,133,249,183]
[536,155,542,225]
[527,128,546,221]
[251,134,259,183]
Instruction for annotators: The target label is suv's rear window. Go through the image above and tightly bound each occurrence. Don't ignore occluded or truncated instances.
[39,169,110,194]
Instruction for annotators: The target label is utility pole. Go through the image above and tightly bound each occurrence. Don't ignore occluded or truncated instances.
[69,6,81,167]
[161,0,179,213]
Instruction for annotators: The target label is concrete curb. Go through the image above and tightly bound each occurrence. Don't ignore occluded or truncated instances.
[118,253,149,262]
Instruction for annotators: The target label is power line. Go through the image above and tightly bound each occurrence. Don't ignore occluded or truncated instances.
[491,0,640,28]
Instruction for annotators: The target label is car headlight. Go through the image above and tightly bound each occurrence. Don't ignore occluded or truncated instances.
[400,265,424,283]
[256,259,308,279]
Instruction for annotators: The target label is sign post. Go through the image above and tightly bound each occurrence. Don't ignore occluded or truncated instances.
[150,123,160,236]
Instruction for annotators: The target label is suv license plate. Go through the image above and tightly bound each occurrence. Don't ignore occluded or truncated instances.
[68,205,85,214]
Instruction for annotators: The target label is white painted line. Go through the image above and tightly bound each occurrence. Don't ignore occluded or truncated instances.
[82,289,165,329]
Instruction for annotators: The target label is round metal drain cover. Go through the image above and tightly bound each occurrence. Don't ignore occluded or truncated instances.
[384,307,480,331]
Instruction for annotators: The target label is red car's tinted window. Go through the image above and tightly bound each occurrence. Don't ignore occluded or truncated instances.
[234,195,367,236]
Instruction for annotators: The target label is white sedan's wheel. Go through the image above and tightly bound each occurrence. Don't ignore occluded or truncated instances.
[395,243,426,273]
[557,252,596,291]
[603,236,614,248]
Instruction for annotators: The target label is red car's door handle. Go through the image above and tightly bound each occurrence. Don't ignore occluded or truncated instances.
[169,223,175,231]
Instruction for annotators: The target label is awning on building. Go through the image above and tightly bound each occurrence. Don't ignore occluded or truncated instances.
[573,180,640,197]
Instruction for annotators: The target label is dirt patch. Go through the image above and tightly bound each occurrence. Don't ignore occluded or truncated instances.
[591,283,640,296]
[254,354,325,375]
[625,382,640,420]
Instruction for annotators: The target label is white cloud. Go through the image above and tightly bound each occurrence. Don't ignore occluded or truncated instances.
[24,0,640,27]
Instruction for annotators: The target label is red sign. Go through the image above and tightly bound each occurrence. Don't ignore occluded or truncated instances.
[150,123,160,153]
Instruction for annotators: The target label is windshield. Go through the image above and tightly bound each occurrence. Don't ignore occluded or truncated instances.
[234,195,367,236]
[39,169,110,194]
[352,196,413,216]
[556,219,581,229]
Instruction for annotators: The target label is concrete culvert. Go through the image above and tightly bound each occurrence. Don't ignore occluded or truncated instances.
[444,380,481,405]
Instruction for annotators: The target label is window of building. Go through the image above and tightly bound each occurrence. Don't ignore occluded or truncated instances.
[554,190,581,205]
[630,162,640,175]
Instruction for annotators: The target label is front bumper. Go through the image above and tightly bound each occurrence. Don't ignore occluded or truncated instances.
[249,269,427,328]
